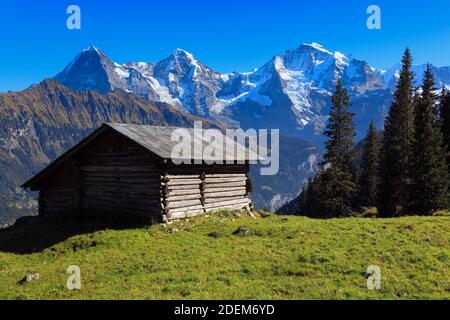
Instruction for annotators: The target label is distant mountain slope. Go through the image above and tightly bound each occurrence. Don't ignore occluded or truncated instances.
[251,135,321,211]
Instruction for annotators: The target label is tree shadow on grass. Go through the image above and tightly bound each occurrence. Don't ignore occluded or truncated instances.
[0,214,154,254]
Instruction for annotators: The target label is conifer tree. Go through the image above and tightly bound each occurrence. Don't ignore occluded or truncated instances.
[410,65,449,214]
[440,87,450,172]
[318,78,357,217]
[378,49,415,217]
[359,121,380,207]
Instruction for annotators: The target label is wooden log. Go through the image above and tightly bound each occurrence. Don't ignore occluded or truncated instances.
[203,182,246,189]
[82,178,159,184]
[167,204,204,214]
[204,190,247,198]
[166,184,202,191]
[165,175,201,179]
[167,209,205,219]
[82,196,160,207]
[82,203,157,215]
[83,188,161,197]
[83,187,156,194]
[87,155,154,162]
[204,196,245,204]
[204,177,248,183]
[82,191,161,200]
[203,198,251,209]
[83,182,158,189]
[166,189,202,196]
[83,171,159,177]
[165,194,202,201]
[203,187,246,193]
[167,211,187,220]
[165,199,202,209]
[82,169,158,175]
[82,166,158,173]
[165,179,202,185]
[82,199,161,211]
[83,192,161,202]
[204,174,247,178]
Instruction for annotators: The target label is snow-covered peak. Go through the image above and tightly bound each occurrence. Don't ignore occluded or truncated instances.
[83,46,101,54]
[299,42,333,55]
[172,48,196,62]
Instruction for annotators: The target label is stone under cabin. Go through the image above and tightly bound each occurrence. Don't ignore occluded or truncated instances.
[22,123,260,223]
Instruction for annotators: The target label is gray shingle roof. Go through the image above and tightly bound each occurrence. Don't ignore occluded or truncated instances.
[22,123,262,190]
[106,123,262,161]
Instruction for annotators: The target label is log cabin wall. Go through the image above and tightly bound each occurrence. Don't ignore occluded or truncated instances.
[162,163,252,220]
[38,162,78,218]
[78,131,163,222]
[27,124,257,223]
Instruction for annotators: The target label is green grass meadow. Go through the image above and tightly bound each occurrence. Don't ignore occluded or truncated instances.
[0,212,449,299]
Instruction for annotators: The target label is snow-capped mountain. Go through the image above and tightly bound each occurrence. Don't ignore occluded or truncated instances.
[54,43,450,143]
[221,43,390,142]
[55,47,226,117]
[382,63,450,90]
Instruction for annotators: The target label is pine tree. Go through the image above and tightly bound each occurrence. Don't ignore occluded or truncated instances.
[359,121,381,207]
[318,78,357,217]
[410,65,449,214]
[441,87,450,173]
[298,176,321,217]
[378,49,415,217]
[323,79,356,170]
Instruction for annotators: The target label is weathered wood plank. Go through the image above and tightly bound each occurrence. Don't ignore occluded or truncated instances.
[166,184,202,191]
[204,174,247,178]
[167,209,205,220]
[165,179,202,185]
[82,165,157,172]
[165,175,201,179]
[204,198,251,209]
[204,177,247,183]
[203,187,246,193]
[204,196,245,204]
[203,182,247,189]
[167,205,205,214]
[165,199,202,209]
[165,194,202,201]
[204,190,247,198]
[166,189,202,196]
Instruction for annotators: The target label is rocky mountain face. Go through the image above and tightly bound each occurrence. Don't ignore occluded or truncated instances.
[55,47,227,118]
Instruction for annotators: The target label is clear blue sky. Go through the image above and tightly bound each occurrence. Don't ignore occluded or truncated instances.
[1,0,450,92]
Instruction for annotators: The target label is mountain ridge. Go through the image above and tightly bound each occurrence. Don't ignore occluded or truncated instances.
[53,43,450,143]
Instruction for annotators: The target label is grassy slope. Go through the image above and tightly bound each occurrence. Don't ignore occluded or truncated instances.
[0,213,449,300]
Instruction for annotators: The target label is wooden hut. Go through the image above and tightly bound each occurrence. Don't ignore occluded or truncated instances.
[22,123,260,223]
